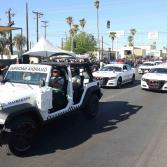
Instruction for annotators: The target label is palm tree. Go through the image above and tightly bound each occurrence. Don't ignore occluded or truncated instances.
[94,0,100,59]
[79,18,86,31]
[66,16,73,51]
[66,16,73,29]
[128,35,133,47]
[72,24,79,34]
[109,32,117,51]
[130,28,136,46]
[69,24,79,51]
[0,32,9,59]
[13,34,26,54]
[129,28,136,57]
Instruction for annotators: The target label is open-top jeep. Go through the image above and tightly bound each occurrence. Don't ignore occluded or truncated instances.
[0,60,102,155]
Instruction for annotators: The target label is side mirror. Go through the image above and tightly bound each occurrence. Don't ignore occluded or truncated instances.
[123,69,127,72]
[39,79,45,87]
[0,77,8,84]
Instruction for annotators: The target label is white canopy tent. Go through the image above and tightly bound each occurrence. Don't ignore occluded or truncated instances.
[23,37,75,58]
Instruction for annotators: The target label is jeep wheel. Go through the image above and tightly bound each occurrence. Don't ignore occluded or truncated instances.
[117,77,122,89]
[7,116,37,156]
[83,94,99,119]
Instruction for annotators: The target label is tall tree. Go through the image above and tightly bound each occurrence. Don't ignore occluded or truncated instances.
[72,24,79,34]
[0,32,9,59]
[129,28,136,57]
[66,16,73,28]
[13,34,26,53]
[64,32,97,54]
[66,16,73,51]
[109,32,117,51]
[94,0,100,59]
[69,24,79,51]
[79,18,86,31]
[130,28,136,46]
[128,35,133,47]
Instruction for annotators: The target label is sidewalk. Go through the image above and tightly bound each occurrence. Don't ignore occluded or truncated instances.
[135,122,167,167]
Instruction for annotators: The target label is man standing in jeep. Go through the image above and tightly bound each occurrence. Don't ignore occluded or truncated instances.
[50,68,65,90]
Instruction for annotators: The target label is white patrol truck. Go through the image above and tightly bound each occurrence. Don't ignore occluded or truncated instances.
[0,62,102,155]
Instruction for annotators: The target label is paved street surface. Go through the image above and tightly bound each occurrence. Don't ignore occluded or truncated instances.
[1,74,167,167]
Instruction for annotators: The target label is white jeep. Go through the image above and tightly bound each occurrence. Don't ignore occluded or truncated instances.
[0,62,102,155]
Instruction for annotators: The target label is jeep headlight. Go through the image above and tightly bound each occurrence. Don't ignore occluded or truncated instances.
[109,77,116,80]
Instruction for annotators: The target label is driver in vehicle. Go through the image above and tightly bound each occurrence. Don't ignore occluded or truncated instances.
[50,69,64,90]
[49,68,67,111]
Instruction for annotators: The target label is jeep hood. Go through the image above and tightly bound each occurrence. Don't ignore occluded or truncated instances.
[0,84,35,108]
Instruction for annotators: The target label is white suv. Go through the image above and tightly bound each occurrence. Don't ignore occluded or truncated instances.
[0,62,102,155]
[138,61,156,74]
[93,63,135,88]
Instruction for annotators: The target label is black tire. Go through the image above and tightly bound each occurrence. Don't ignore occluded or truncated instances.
[130,74,135,84]
[117,77,122,89]
[83,94,99,119]
[6,116,37,156]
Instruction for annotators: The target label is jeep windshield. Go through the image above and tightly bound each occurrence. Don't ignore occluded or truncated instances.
[5,71,47,85]
[100,66,122,72]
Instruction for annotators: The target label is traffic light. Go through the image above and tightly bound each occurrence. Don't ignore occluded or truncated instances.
[107,20,110,29]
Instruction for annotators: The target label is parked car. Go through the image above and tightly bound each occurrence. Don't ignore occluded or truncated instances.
[141,63,167,91]
[154,60,163,65]
[138,61,156,74]
[0,61,102,155]
[92,63,135,88]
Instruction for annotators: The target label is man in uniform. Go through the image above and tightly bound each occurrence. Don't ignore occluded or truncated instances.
[50,69,64,90]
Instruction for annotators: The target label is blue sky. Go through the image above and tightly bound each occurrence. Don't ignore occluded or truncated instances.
[0,0,167,50]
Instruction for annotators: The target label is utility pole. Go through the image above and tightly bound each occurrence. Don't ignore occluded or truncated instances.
[5,8,15,55]
[61,38,64,49]
[41,20,48,39]
[26,1,29,51]
[101,36,103,60]
[32,11,43,42]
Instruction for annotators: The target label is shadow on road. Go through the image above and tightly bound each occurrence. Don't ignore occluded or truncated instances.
[25,101,142,157]
[123,79,141,88]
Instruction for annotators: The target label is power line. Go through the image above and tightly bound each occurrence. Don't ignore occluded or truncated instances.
[41,20,48,39]
[32,11,43,42]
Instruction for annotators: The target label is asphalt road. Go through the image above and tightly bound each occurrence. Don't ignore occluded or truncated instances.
[1,74,167,167]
